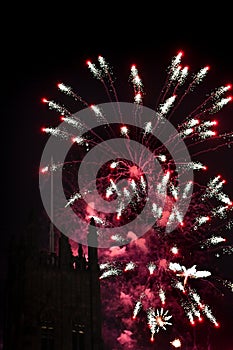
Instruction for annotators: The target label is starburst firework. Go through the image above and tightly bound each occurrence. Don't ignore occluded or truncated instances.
[39,50,233,349]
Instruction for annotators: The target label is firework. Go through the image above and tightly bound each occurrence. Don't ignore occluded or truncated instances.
[39,50,233,349]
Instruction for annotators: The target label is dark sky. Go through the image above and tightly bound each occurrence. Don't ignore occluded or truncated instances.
[1,8,233,349]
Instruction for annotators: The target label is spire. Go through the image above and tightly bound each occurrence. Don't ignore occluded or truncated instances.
[87,217,98,267]
[49,156,55,254]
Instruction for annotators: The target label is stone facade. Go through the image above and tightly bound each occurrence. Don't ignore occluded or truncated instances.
[3,218,103,350]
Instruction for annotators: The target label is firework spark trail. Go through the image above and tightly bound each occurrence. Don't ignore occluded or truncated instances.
[41,99,128,174]
[129,64,144,104]
[87,56,123,121]
[157,51,183,106]
[172,66,189,95]
[156,53,231,125]
[57,82,89,107]
[86,58,118,107]
[168,65,210,118]
[98,55,120,103]
[188,84,232,118]
[40,50,233,349]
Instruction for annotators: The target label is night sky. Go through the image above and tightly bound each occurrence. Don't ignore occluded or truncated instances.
[1,8,233,349]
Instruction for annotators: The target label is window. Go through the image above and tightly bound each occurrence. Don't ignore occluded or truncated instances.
[41,322,54,350]
[40,310,55,350]
[72,322,85,350]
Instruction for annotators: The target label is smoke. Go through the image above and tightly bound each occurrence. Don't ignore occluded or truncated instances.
[117,330,137,349]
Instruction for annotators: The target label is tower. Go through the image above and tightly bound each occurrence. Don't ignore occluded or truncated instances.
[3,215,104,350]
[87,218,103,350]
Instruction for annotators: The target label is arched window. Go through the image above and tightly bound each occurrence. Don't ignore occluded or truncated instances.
[72,318,85,350]
[40,309,55,350]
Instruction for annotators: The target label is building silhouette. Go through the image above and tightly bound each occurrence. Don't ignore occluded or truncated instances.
[3,214,104,350]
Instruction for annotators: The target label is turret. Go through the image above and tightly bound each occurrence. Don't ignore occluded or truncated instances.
[59,233,73,270]
[75,243,87,270]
